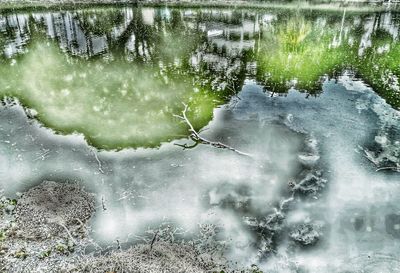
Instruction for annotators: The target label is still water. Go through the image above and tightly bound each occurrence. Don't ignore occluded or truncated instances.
[0,5,400,272]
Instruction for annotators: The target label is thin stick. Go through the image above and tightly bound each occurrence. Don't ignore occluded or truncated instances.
[101,196,107,211]
[91,148,104,174]
[174,103,252,157]
[75,218,88,234]
[57,223,77,245]
[376,166,400,172]
[149,230,159,252]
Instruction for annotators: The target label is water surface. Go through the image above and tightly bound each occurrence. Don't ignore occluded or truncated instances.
[0,5,400,272]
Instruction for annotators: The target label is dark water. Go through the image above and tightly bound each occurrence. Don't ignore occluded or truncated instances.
[0,5,400,272]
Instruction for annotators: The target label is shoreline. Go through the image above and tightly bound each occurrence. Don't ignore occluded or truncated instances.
[0,0,398,12]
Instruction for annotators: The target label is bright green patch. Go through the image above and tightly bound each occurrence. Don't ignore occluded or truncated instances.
[256,13,400,108]
[0,40,220,150]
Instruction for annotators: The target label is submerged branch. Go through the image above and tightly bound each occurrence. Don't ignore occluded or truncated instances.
[174,141,199,150]
[90,148,104,174]
[174,103,252,157]
[376,166,400,172]
[149,230,159,252]
[101,196,107,211]
[360,146,400,172]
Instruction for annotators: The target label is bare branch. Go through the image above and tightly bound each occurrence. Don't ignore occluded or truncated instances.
[149,230,159,252]
[174,103,252,157]
[174,142,199,150]
[376,166,400,172]
[101,196,107,211]
[90,148,104,174]
[75,218,89,235]
[172,114,185,120]
[56,222,77,245]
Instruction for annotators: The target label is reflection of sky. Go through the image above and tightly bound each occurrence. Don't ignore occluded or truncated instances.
[0,76,399,272]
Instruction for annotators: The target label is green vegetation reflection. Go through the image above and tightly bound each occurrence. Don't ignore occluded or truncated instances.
[256,13,351,92]
[256,11,400,108]
[0,7,399,150]
[0,8,246,150]
[19,43,218,149]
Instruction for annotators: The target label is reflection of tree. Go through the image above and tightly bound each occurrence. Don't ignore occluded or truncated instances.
[254,11,400,108]
[357,25,400,108]
[112,8,157,61]
[0,14,31,59]
[0,33,6,59]
[76,9,125,36]
[1,7,399,113]
[0,8,250,149]
[277,15,311,52]
[256,12,361,94]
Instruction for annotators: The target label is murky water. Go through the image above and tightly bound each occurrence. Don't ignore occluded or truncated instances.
[0,5,400,272]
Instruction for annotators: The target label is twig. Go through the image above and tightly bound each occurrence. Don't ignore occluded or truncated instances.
[86,237,103,252]
[75,218,88,234]
[279,194,294,211]
[174,103,252,157]
[174,141,199,150]
[376,166,400,172]
[226,82,242,109]
[360,146,379,166]
[101,196,107,211]
[149,230,159,252]
[34,149,50,161]
[90,148,104,174]
[57,222,77,245]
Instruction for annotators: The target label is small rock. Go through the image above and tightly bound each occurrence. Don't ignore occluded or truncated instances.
[289,224,320,246]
